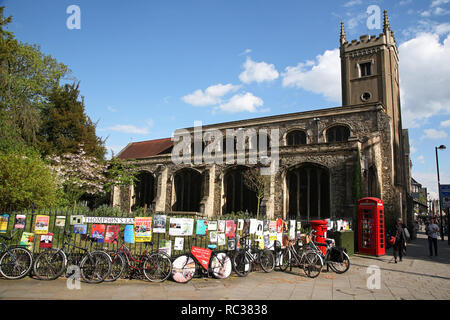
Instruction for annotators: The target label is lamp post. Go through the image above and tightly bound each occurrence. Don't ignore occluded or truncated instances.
[435,145,446,241]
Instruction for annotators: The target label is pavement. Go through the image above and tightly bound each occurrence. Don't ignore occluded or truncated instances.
[1,231,449,300]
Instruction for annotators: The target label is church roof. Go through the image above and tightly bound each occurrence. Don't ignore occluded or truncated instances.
[116,138,173,159]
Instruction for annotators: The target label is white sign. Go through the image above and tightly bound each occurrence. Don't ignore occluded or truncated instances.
[82,217,135,225]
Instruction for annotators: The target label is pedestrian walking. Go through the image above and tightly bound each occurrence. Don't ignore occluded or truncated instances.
[426,218,439,257]
[391,218,407,263]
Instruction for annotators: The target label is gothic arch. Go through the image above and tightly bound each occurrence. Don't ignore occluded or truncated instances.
[223,165,258,216]
[134,170,156,210]
[172,168,203,212]
[323,123,352,143]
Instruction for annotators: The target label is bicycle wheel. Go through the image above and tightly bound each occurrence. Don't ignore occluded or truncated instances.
[329,251,350,274]
[303,251,323,278]
[210,252,232,279]
[0,247,33,280]
[278,248,291,272]
[143,252,172,282]
[104,252,126,282]
[79,251,112,284]
[33,249,66,280]
[233,250,251,277]
[260,249,275,273]
[171,255,196,283]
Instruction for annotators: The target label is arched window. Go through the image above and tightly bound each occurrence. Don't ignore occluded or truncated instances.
[134,171,155,209]
[326,125,350,143]
[287,130,307,146]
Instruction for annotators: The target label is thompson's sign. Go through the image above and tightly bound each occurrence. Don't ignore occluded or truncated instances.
[82,217,135,225]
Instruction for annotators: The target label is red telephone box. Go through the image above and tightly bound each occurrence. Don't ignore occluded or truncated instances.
[358,198,385,256]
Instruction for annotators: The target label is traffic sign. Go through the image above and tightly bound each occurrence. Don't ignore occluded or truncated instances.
[439,185,450,209]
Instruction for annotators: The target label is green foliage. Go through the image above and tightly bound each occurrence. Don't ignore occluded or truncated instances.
[103,157,138,193]
[243,167,269,219]
[94,204,126,217]
[40,83,106,160]
[0,148,59,210]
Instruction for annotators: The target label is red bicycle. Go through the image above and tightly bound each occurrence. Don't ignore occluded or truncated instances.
[171,236,232,283]
[104,234,172,283]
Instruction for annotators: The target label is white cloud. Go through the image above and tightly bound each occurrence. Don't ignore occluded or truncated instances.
[411,146,417,154]
[107,106,117,112]
[432,0,450,8]
[400,0,412,5]
[412,170,450,199]
[239,57,279,84]
[343,0,362,7]
[239,49,252,56]
[99,125,149,135]
[282,49,341,102]
[416,155,425,164]
[399,33,450,127]
[182,83,240,106]
[215,93,264,113]
[422,129,448,140]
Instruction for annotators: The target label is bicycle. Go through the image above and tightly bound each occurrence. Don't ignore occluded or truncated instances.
[0,230,33,280]
[105,233,172,283]
[309,230,350,274]
[232,234,275,277]
[278,234,323,278]
[171,236,232,283]
[33,232,112,283]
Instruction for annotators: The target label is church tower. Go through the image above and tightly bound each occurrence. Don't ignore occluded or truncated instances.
[340,11,407,212]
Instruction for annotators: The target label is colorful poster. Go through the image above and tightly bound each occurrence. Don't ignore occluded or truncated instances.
[0,214,9,233]
[196,220,208,235]
[55,216,66,227]
[124,224,134,243]
[174,237,184,251]
[39,233,53,249]
[105,225,120,244]
[153,215,167,233]
[159,239,172,257]
[208,221,217,231]
[218,233,226,246]
[263,231,271,249]
[14,214,26,229]
[191,247,212,270]
[70,215,83,225]
[289,220,296,240]
[257,235,264,250]
[218,220,225,233]
[256,220,264,236]
[237,219,244,231]
[249,219,257,235]
[225,220,236,238]
[91,224,106,243]
[269,220,277,241]
[20,232,34,250]
[297,221,302,232]
[228,238,236,251]
[276,218,283,233]
[74,224,87,235]
[134,217,152,242]
[35,215,50,234]
[169,218,194,236]
[263,220,270,231]
[283,220,289,233]
[243,220,250,234]
[209,231,218,243]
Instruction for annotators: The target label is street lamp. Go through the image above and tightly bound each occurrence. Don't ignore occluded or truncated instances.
[435,145,446,241]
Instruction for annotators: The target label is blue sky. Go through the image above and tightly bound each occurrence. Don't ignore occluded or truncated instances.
[3,0,450,198]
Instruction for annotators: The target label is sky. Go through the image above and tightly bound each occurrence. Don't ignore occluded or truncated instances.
[2,0,450,199]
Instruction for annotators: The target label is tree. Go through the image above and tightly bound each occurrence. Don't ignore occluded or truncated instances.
[40,83,106,160]
[243,167,268,219]
[0,149,59,210]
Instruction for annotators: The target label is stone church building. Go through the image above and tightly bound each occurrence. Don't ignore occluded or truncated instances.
[113,12,412,227]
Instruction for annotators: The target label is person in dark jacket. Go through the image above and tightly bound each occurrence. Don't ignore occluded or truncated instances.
[392,218,407,263]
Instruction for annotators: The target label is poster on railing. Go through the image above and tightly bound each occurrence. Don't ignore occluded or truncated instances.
[269,221,277,241]
[174,237,184,251]
[134,217,152,242]
[227,238,236,251]
[124,224,134,243]
[159,239,172,257]
[153,215,167,233]
[225,220,236,238]
[217,220,225,233]
[91,224,106,243]
[35,215,49,234]
[249,219,257,234]
[237,219,244,231]
[105,225,120,244]
[55,216,66,227]
[263,220,269,231]
[276,218,283,233]
[74,224,87,235]
[209,231,217,243]
[208,221,217,231]
[0,214,8,233]
[20,232,34,250]
[256,220,263,236]
[14,214,26,229]
[196,220,208,235]
[217,233,226,246]
[169,218,194,236]
[263,231,271,249]
[70,215,83,225]
[257,235,264,250]
[39,233,53,249]
[289,220,296,240]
